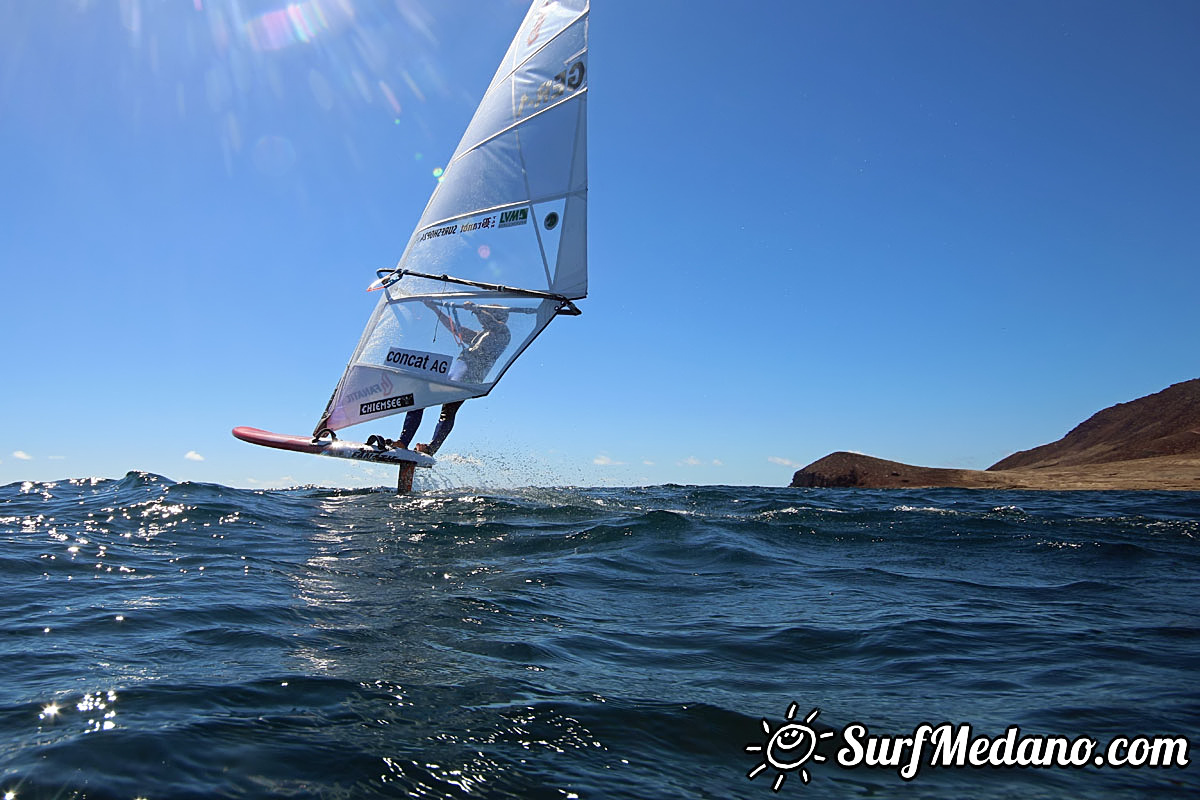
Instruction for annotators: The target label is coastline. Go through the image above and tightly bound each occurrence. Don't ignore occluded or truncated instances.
[791,379,1200,491]
[791,452,1200,491]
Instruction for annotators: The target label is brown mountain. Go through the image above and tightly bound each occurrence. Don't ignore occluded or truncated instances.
[790,379,1200,491]
[988,379,1200,469]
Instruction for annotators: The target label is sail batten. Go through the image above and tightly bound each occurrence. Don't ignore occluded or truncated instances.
[315,0,588,435]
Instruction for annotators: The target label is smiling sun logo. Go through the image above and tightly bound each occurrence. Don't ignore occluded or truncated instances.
[745,703,835,791]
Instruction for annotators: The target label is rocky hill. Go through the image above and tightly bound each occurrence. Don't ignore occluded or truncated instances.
[790,379,1200,491]
[988,379,1200,470]
[790,452,1007,489]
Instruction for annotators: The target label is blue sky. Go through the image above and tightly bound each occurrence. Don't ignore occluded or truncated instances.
[2,0,1197,489]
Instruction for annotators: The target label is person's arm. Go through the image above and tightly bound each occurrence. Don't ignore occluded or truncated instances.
[422,299,459,335]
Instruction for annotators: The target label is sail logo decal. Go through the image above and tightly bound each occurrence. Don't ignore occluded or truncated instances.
[516,59,585,118]
[499,208,529,228]
[419,224,458,242]
[360,394,415,416]
[459,217,495,233]
[343,373,394,405]
[386,348,453,376]
[525,0,552,45]
[418,215,501,242]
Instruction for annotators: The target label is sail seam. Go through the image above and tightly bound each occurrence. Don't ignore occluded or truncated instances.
[451,88,587,166]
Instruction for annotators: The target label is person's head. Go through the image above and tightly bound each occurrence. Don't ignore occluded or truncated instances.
[484,306,509,326]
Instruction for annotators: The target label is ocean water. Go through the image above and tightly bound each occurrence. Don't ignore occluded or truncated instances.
[2,473,1197,799]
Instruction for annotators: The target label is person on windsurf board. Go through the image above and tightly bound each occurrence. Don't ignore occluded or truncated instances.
[373,300,511,454]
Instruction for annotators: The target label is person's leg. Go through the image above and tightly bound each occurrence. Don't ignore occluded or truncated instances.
[423,401,463,454]
[397,409,424,448]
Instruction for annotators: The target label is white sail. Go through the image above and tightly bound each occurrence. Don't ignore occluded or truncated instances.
[316,0,588,434]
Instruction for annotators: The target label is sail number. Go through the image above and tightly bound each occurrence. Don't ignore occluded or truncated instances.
[516,60,585,119]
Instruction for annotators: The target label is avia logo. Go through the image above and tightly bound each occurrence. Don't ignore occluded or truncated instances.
[746,704,834,792]
[498,208,528,228]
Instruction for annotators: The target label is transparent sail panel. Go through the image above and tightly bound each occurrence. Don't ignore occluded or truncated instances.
[407,94,587,295]
[318,294,558,431]
[400,207,551,290]
[360,294,543,386]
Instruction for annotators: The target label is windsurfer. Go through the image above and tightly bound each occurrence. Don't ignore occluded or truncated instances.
[394,300,511,454]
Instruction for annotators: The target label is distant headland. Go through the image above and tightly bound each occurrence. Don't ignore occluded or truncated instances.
[790,379,1200,491]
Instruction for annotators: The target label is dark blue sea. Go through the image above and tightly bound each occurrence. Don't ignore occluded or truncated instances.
[2,473,1197,799]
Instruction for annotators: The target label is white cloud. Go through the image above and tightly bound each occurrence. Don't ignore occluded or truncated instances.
[13,451,32,461]
[593,454,624,466]
[184,451,205,461]
[642,460,655,466]
[675,456,723,467]
[768,456,800,467]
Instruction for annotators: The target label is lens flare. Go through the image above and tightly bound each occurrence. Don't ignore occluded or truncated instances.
[244,0,355,52]
[378,80,402,115]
